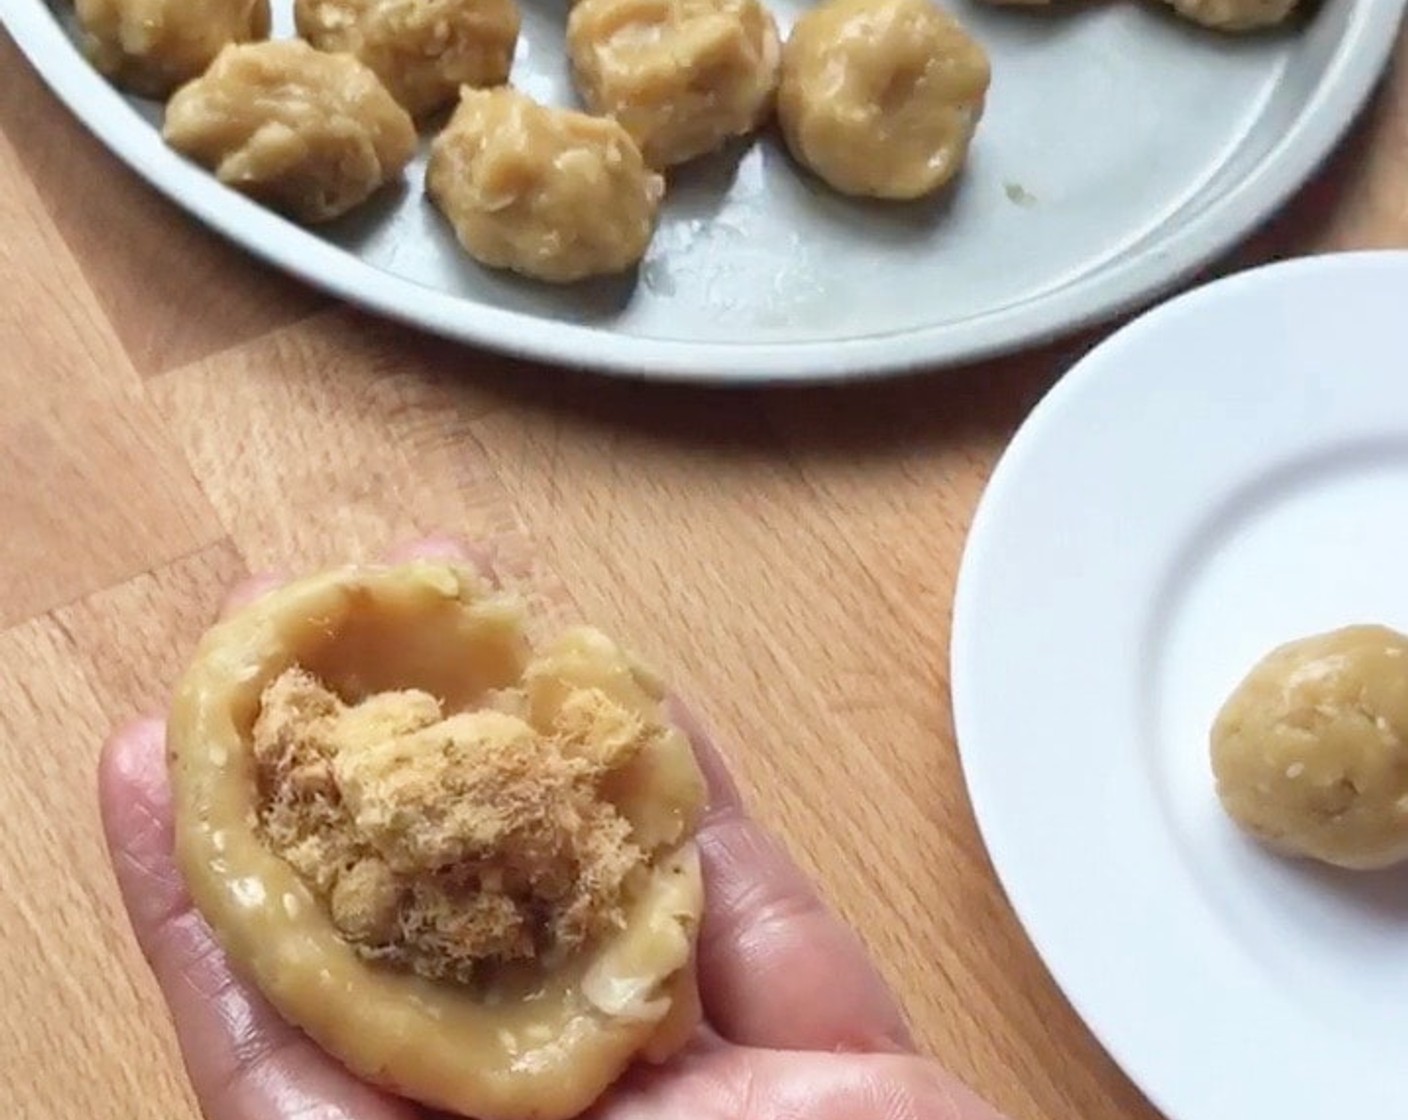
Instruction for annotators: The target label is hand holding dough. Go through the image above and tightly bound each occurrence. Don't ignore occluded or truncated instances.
[168,561,707,1120]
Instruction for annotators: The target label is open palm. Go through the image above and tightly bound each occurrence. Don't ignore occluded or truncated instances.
[98,540,1007,1120]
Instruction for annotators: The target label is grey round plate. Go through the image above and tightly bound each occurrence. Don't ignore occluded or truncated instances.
[5,0,1402,382]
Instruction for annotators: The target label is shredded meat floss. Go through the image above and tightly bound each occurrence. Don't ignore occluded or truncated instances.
[252,667,657,984]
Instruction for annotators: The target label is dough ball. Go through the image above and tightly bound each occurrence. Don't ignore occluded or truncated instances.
[163,41,417,224]
[1211,625,1408,870]
[567,0,780,169]
[427,86,665,283]
[295,0,522,118]
[1162,0,1296,30]
[168,561,707,1120]
[777,0,990,200]
[76,0,270,98]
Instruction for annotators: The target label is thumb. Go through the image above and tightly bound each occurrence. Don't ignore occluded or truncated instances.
[589,1041,1009,1120]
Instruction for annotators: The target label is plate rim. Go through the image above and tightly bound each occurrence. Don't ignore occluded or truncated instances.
[5,0,1403,384]
[949,248,1408,1120]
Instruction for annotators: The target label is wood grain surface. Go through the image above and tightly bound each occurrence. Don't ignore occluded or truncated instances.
[2,23,1406,1119]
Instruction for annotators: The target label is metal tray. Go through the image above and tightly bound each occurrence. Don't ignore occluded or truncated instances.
[5,0,1402,381]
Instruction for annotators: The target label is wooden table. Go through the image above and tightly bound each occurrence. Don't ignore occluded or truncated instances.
[3,24,1406,1118]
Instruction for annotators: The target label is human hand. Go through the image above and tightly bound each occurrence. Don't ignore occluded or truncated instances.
[98,538,1009,1120]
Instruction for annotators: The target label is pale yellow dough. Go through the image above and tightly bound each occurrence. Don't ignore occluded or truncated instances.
[168,561,707,1120]
[567,0,781,169]
[427,87,665,283]
[76,0,270,97]
[163,41,417,224]
[777,0,990,200]
[295,0,522,118]
[1211,625,1408,870]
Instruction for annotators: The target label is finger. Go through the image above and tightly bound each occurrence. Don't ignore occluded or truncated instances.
[668,699,915,1054]
[668,696,743,815]
[385,535,499,584]
[98,719,419,1120]
[220,573,283,620]
[588,1042,1008,1120]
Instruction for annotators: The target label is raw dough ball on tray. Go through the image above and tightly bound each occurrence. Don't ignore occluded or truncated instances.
[427,86,665,283]
[295,0,522,118]
[567,0,781,169]
[163,41,416,224]
[76,0,270,97]
[1162,0,1297,31]
[777,0,990,200]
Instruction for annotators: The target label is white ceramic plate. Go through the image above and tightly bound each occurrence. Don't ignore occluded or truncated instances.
[951,251,1408,1119]
[3,0,1404,381]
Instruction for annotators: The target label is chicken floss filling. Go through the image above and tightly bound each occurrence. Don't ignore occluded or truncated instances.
[251,667,655,984]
